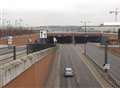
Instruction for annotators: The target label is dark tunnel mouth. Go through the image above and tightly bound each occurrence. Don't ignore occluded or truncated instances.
[47,36,101,44]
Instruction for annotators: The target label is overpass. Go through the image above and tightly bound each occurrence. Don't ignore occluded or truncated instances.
[47,32,103,44]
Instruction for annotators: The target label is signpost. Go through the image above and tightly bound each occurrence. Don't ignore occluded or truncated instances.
[8,36,13,45]
[7,36,13,48]
[103,37,111,72]
[40,30,47,39]
[39,30,47,44]
[103,64,110,70]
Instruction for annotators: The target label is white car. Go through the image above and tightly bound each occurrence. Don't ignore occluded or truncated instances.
[64,67,74,77]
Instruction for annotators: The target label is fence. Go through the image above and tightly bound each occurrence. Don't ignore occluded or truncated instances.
[0,44,55,65]
[27,44,56,54]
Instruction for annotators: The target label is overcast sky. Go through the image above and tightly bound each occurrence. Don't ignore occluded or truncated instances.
[0,0,120,26]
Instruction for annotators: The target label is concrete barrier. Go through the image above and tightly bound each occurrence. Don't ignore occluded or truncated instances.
[0,47,55,88]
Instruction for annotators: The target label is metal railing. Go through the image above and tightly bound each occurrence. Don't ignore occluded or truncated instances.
[27,44,56,54]
[0,44,56,65]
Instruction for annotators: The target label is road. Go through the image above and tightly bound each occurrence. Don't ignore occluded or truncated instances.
[79,43,120,83]
[46,44,103,88]
[0,46,26,55]
[0,45,27,64]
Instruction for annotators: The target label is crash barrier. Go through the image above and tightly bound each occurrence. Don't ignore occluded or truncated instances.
[27,44,56,54]
[0,47,56,88]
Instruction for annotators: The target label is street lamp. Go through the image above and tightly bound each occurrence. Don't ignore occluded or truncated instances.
[109,8,120,22]
[109,8,120,33]
[80,21,90,55]
[0,9,3,26]
[72,31,75,45]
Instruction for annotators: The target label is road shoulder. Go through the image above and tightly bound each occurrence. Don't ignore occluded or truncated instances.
[45,48,61,88]
[73,46,113,88]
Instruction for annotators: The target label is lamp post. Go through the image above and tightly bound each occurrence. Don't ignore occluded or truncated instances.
[81,21,90,55]
[72,32,75,45]
[109,8,120,33]
[109,8,120,22]
[84,22,87,55]
[0,9,3,27]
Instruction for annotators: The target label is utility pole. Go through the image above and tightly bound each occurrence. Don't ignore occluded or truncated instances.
[109,8,120,22]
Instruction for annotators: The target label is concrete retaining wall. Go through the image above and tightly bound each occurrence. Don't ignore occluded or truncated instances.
[0,47,55,88]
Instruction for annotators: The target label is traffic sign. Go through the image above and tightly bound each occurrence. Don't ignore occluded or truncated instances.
[40,30,47,38]
[8,36,13,45]
[103,64,110,70]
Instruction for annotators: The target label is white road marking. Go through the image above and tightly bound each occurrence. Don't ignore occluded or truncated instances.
[55,47,61,88]
[72,45,112,88]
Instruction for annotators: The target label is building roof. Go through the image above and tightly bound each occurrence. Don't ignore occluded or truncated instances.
[103,22,120,26]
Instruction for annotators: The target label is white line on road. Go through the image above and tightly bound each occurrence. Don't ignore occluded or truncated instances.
[45,45,61,88]
[55,47,61,88]
[72,46,113,88]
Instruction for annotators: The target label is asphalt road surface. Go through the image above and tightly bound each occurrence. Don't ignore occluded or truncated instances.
[0,45,26,64]
[0,46,26,55]
[78,43,120,83]
[46,44,102,88]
